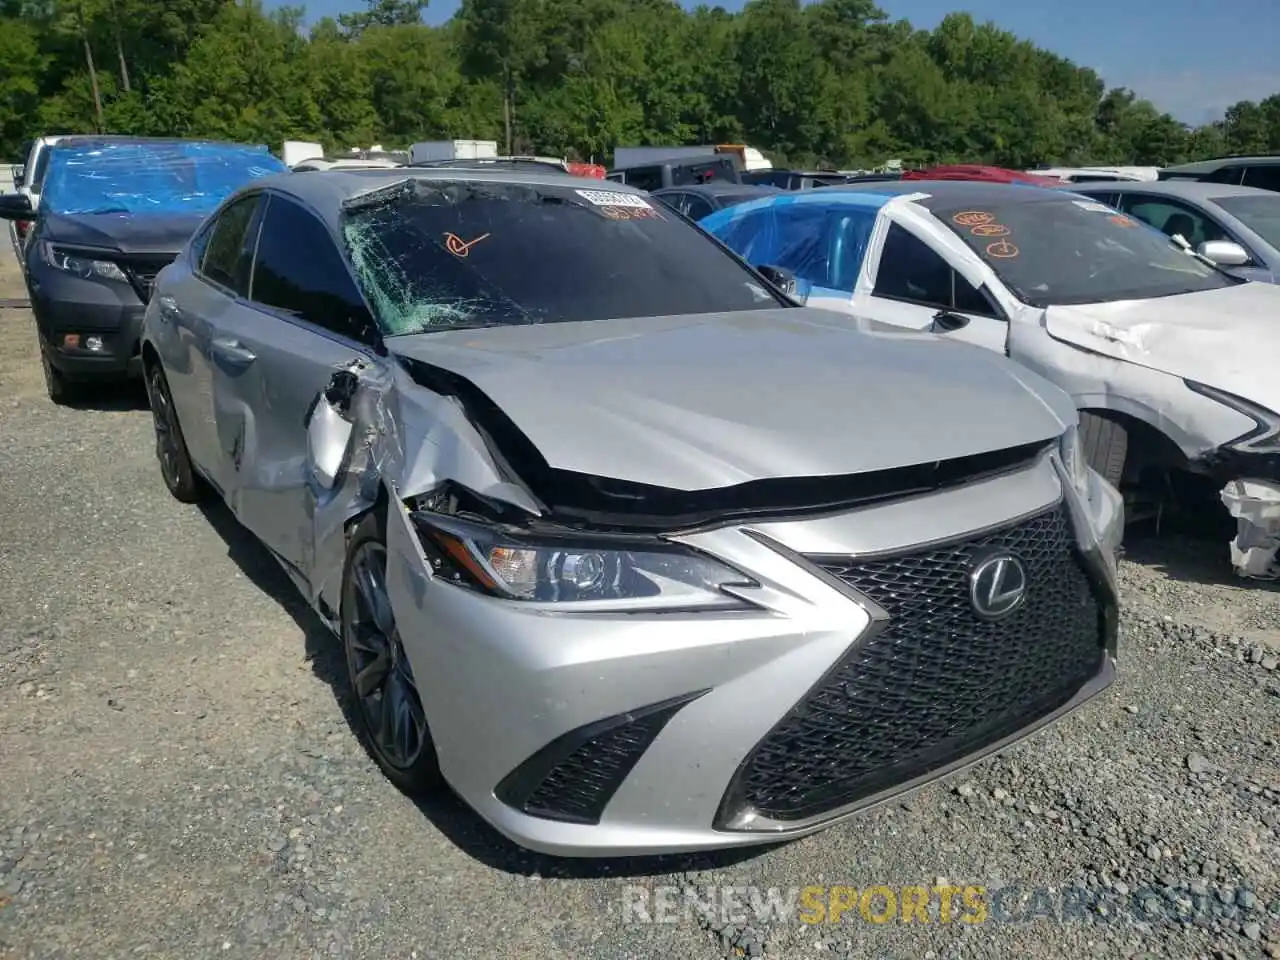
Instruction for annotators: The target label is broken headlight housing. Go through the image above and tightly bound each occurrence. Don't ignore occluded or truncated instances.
[1185,380,1280,454]
[412,514,757,610]
[43,243,127,282]
[1058,423,1090,494]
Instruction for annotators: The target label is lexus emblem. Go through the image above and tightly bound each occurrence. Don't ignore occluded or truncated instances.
[969,553,1027,620]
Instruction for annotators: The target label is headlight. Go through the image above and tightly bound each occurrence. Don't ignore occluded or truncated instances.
[1058,423,1090,494]
[411,514,757,611]
[43,243,127,282]
[1185,379,1280,454]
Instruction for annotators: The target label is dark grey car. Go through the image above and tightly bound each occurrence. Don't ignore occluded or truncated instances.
[1072,180,1280,284]
[649,182,782,220]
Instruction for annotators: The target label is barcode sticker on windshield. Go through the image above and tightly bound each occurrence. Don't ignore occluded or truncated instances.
[1072,199,1113,213]
[575,189,652,209]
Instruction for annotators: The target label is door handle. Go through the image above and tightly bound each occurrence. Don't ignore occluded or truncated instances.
[211,337,256,365]
[931,310,970,332]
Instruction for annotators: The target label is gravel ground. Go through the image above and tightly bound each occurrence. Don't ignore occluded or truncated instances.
[0,238,1277,960]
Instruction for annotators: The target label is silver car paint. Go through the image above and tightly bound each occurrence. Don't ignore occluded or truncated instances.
[389,309,1077,489]
[143,169,1123,856]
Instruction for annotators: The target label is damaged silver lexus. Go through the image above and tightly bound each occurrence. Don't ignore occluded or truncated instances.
[140,166,1124,857]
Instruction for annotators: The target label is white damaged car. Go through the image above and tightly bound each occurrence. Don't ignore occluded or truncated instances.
[702,181,1280,579]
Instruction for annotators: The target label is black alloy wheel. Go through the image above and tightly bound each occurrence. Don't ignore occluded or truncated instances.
[341,514,442,795]
[145,361,203,502]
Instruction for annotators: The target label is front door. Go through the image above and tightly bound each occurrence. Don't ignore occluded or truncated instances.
[860,221,1010,354]
[211,193,381,576]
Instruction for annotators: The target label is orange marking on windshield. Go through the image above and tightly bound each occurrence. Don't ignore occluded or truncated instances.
[952,211,995,227]
[969,223,1010,238]
[443,232,490,257]
[985,239,1020,259]
[1109,214,1136,227]
[599,205,662,220]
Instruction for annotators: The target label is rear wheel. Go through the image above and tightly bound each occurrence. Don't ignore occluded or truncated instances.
[145,361,203,503]
[341,512,443,797]
[1080,412,1128,488]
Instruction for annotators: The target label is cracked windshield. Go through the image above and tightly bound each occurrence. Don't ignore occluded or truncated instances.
[342,180,781,335]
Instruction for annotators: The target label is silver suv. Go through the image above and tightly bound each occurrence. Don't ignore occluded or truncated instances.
[140,166,1123,857]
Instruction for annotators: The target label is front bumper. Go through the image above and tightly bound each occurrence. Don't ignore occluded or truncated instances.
[29,268,147,381]
[395,451,1121,857]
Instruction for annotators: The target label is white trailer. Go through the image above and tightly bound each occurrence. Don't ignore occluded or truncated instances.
[409,140,499,164]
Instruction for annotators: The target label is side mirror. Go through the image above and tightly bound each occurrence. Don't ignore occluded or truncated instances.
[757,264,797,297]
[11,164,25,187]
[931,310,970,332]
[0,193,34,221]
[1197,240,1250,267]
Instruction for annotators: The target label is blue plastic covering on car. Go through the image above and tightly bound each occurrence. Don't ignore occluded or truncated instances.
[702,191,892,301]
[41,140,285,217]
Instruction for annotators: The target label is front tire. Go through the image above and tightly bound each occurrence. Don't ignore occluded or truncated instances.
[341,512,443,797]
[40,348,79,406]
[145,360,203,503]
[1080,412,1128,488]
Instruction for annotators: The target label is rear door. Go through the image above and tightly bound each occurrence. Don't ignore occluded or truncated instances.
[164,192,265,490]
[211,193,380,575]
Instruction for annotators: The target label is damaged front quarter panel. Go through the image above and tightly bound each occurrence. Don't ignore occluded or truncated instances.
[302,352,543,628]
[1219,478,1280,580]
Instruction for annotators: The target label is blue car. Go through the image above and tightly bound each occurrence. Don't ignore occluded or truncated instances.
[0,136,285,403]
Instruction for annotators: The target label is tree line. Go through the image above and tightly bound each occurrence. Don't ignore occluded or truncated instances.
[2,0,1279,170]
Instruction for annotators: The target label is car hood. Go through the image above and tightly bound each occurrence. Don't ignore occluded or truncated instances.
[39,210,206,254]
[389,309,1072,491]
[1043,280,1280,413]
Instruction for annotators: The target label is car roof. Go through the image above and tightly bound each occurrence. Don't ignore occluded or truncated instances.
[1161,155,1280,175]
[815,179,1073,208]
[246,167,651,231]
[1071,180,1278,203]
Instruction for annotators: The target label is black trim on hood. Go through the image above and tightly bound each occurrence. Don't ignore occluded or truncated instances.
[396,354,1054,532]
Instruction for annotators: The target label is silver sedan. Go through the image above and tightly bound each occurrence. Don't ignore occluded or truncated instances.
[140,165,1122,856]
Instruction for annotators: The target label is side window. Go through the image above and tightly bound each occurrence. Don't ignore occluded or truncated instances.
[1205,165,1245,185]
[1119,196,1227,249]
[1242,166,1280,193]
[199,194,262,295]
[873,223,953,309]
[652,192,686,214]
[623,167,663,192]
[684,194,715,220]
[952,275,997,318]
[250,195,376,344]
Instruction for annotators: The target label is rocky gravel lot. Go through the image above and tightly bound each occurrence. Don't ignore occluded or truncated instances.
[0,237,1277,960]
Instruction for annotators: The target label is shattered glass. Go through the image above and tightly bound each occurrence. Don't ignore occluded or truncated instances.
[340,178,783,337]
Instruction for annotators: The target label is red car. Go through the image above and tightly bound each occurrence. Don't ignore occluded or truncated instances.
[901,164,1063,186]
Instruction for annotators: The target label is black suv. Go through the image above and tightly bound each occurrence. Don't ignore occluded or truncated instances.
[1158,156,1280,193]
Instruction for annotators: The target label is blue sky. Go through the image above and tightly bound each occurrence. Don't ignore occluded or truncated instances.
[277,0,1280,124]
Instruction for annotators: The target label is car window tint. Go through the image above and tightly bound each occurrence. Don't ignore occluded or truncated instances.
[1119,196,1227,250]
[1242,166,1280,193]
[873,223,952,309]
[684,194,715,220]
[201,194,262,295]
[251,196,376,343]
[953,275,997,317]
[1205,165,1245,185]
[652,192,685,214]
[622,167,663,191]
